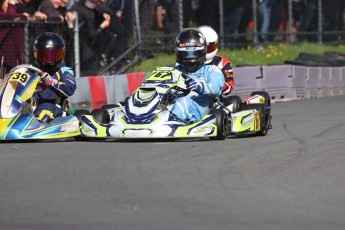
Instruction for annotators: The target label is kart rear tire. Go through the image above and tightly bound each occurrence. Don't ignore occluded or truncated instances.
[223,95,242,113]
[257,109,270,136]
[91,108,110,124]
[245,104,270,136]
[250,91,271,111]
[209,109,228,140]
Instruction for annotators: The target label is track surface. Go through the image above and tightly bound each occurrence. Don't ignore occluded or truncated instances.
[1,96,345,230]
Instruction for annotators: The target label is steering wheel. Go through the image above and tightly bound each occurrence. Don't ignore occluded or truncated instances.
[10,64,69,98]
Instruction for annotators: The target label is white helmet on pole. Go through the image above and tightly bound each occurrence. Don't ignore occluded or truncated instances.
[198,25,218,64]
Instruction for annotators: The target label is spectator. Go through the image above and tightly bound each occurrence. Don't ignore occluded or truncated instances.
[155,0,179,45]
[223,1,246,44]
[34,0,75,25]
[237,0,252,44]
[139,0,155,37]
[70,0,112,76]
[258,0,275,42]
[267,0,283,42]
[98,0,131,65]
[299,0,318,41]
[0,0,27,70]
[197,0,219,33]
[1,0,37,19]
[283,0,304,43]
[322,0,341,42]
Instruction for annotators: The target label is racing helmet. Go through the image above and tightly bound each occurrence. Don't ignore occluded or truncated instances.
[33,32,65,72]
[198,25,218,64]
[175,28,207,72]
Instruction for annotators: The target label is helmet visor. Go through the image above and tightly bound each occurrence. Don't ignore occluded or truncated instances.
[207,42,218,53]
[177,48,205,59]
[34,48,64,64]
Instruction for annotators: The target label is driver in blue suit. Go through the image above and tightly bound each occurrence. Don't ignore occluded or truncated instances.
[33,32,76,123]
[171,28,224,123]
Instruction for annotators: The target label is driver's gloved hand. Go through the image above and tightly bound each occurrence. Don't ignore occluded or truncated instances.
[41,72,58,87]
[185,77,205,94]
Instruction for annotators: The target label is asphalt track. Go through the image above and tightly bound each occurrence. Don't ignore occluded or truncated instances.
[1,95,345,230]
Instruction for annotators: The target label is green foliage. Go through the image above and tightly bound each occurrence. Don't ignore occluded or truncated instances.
[129,43,345,73]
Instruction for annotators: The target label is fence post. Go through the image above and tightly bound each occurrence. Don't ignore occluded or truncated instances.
[318,0,323,44]
[73,12,80,78]
[219,0,224,48]
[252,0,258,45]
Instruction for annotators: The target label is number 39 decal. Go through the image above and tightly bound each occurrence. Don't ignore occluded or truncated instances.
[9,72,29,85]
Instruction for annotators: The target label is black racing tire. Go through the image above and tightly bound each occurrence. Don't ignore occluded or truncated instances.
[223,95,242,113]
[101,104,120,110]
[209,109,228,140]
[73,109,91,141]
[250,91,271,111]
[257,109,270,136]
[245,104,270,136]
[74,109,91,122]
[91,108,110,124]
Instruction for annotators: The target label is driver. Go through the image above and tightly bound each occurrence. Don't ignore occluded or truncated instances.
[198,25,234,98]
[171,28,224,123]
[33,32,77,123]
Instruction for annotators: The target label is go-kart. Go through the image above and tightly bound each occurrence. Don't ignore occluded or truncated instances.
[79,67,272,140]
[0,64,88,141]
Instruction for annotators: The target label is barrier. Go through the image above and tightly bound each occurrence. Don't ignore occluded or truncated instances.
[69,73,146,110]
[257,65,307,100]
[1,64,345,110]
[231,66,262,98]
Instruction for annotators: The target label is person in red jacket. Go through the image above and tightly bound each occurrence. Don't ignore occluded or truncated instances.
[198,25,234,98]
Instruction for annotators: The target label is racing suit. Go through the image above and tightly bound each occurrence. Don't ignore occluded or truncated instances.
[171,64,224,123]
[208,55,234,98]
[33,66,76,123]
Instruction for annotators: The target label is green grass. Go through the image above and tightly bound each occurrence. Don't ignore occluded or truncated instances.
[129,42,345,73]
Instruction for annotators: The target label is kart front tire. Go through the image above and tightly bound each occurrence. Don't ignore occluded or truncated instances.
[74,109,91,122]
[223,95,242,113]
[74,109,91,141]
[101,104,120,110]
[91,108,110,124]
[209,109,228,140]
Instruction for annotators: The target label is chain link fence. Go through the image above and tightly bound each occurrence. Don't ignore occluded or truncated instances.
[1,0,345,78]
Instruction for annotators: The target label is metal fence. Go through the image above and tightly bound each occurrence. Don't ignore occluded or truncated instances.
[1,0,345,78]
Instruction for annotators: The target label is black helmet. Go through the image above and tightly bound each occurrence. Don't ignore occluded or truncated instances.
[175,28,207,72]
[33,32,65,72]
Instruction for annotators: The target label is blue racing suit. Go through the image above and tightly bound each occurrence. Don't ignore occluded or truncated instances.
[34,66,76,123]
[171,64,224,123]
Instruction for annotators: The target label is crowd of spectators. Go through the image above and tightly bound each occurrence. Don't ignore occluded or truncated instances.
[1,0,345,76]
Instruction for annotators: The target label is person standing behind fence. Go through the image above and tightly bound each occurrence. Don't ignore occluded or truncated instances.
[98,0,131,66]
[1,0,37,19]
[223,1,246,45]
[34,0,75,25]
[70,0,113,76]
[258,0,274,42]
